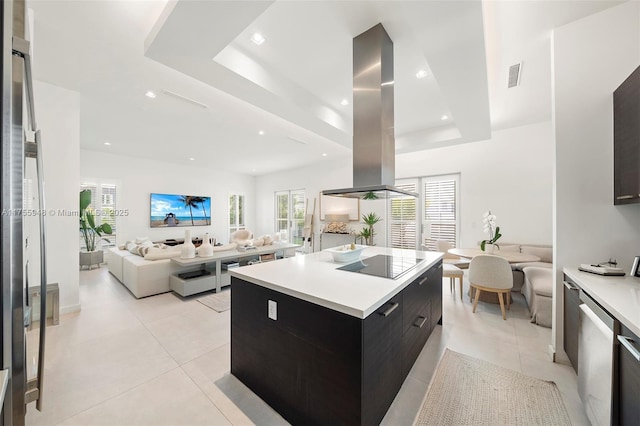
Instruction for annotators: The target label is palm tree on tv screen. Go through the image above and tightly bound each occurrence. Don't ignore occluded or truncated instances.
[192,196,210,225]
[178,195,198,225]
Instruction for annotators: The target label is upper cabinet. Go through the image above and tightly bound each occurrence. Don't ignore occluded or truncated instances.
[614,65,640,205]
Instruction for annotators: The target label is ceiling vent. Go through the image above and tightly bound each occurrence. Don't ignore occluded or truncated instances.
[508,62,522,88]
[161,89,208,109]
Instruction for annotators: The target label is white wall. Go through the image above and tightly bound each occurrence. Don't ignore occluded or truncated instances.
[552,2,640,355]
[255,121,554,248]
[397,121,553,247]
[254,156,353,239]
[32,81,81,314]
[80,150,256,245]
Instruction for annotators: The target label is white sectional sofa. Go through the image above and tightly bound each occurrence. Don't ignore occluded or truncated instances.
[106,247,191,298]
[502,243,553,327]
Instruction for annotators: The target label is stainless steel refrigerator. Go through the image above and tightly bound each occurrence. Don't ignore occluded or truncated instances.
[2,0,48,424]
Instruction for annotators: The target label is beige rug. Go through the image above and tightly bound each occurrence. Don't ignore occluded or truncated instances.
[197,290,230,313]
[415,349,571,425]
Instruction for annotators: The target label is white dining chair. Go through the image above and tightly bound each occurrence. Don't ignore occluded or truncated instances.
[468,254,514,320]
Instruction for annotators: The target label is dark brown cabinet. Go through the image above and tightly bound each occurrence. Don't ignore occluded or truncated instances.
[617,324,640,425]
[231,260,442,426]
[563,275,581,373]
[614,64,640,205]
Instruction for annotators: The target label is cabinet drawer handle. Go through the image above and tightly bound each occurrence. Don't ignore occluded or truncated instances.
[618,335,640,362]
[563,281,580,291]
[413,316,427,328]
[419,277,428,286]
[616,194,637,200]
[380,302,399,317]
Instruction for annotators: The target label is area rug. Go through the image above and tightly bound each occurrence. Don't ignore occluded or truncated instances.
[197,290,230,313]
[415,349,571,425]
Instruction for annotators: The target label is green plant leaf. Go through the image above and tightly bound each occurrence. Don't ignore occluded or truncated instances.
[80,189,92,212]
[362,191,378,200]
[480,240,486,251]
[86,211,96,229]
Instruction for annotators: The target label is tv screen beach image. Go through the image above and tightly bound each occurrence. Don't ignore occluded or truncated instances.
[150,193,211,227]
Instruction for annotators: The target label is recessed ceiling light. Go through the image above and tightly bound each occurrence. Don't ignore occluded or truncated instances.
[252,168,257,172]
[104,142,111,146]
[340,99,349,106]
[189,157,195,161]
[322,153,327,157]
[250,33,265,45]
[145,90,157,98]
[258,130,265,135]
[416,70,427,79]
[441,115,449,121]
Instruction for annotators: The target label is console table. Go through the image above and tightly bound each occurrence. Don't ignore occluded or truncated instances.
[171,243,299,295]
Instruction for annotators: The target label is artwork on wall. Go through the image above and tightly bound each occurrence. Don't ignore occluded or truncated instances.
[319,193,360,221]
[150,193,211,228]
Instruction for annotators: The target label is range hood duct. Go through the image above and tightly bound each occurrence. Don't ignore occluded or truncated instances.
[322,24,417,199]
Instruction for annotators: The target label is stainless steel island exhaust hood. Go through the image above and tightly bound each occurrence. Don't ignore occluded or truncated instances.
[322,24,417,199]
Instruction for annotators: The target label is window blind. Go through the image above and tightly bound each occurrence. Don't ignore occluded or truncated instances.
[423,178,457,251]
[390,182,417,249]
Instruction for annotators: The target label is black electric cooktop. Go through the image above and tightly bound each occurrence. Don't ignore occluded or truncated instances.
[337,254,425,280]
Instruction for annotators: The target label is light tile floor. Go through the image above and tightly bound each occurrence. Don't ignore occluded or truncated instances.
[26,268,589,425]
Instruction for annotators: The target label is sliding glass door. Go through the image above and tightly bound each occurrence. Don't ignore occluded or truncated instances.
[275,190,305,245]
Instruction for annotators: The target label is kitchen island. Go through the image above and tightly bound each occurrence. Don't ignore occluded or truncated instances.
[229,246,443,425]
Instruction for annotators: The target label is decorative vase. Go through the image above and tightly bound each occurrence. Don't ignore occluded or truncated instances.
[199,233,213,257]
[485,244,495,254]
[181,230,196,259]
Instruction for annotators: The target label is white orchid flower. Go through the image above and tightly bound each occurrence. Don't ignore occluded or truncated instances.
[482,211,490,219]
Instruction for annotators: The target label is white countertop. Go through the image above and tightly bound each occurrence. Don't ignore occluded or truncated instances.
[229,246,443,319]
[564,267,640,336]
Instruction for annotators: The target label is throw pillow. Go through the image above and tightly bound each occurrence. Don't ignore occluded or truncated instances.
[135,236,150,244]
[521,246,553,263]
[144,246,181,261]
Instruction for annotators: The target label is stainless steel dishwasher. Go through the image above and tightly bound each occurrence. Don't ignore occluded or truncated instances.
[578,291,616,426]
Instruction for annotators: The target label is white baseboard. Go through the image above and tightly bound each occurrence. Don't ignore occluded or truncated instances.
[60,304,81,315]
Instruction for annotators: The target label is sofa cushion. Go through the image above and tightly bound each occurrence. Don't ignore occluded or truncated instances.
[514,261,552,270]
[143,246,182,261]
[498,244,521,252]
[521,245,552,263]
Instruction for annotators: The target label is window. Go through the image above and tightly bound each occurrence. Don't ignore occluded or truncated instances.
[389,181,418,249]
[423,174,459,250]
[80,182,118,249]
[229,194,245,236]
[274,190,305,244]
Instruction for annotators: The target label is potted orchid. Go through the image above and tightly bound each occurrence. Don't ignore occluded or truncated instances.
[480,210,502,253]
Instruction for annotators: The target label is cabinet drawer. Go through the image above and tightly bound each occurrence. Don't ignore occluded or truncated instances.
[402,270,430,334]
[563,276,581,373]
[617,324,640,425]
[401,310,431,379]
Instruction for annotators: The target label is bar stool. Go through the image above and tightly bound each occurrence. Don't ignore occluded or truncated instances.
[443,264,464,300]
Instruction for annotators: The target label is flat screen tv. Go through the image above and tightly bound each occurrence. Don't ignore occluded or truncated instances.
[150,193,211,228]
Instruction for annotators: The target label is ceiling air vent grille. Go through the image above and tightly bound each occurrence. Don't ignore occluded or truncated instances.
[508,62,522,88]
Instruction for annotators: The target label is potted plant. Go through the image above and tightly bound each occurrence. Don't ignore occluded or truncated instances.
[359,212,382,246]
[79,189,112,268]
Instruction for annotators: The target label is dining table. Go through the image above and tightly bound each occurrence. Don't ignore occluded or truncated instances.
[447,248,540,305]
[448,247,540,263]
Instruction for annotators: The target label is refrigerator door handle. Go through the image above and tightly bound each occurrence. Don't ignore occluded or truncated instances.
[13,35,46,412]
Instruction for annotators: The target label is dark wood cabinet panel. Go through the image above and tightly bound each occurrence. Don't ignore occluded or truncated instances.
[617,324,640,425]
[231,278,362,425]
[362,295,403,426]
[231,260,443,426]
[563,276,581,373]
[614,64,640,205]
